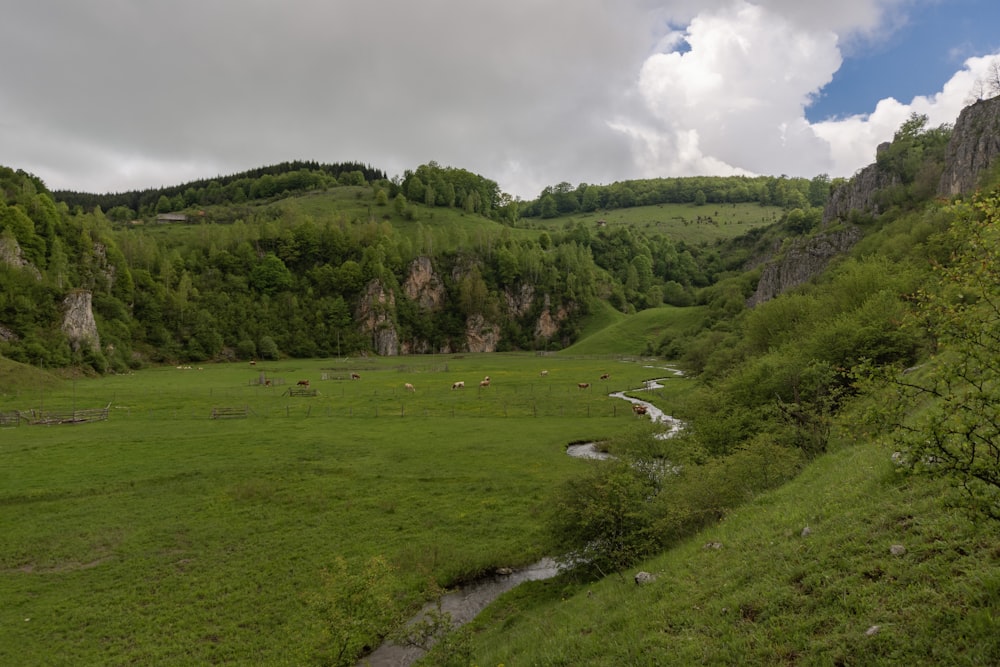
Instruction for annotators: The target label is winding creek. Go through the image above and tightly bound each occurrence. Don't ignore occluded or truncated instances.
[358,376,682,667]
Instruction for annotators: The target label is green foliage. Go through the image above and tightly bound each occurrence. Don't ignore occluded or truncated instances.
[303,555,404,666]
[863,194,1000,519]
[546,427,803,577]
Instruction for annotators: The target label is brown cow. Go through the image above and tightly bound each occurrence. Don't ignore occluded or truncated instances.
[632,404,648,417]
[297,379,310,387]
[350,373,361,380]
[452,381,465,389]
[578,383,590,390]
[600,373,610,380]
[405,382,415,392]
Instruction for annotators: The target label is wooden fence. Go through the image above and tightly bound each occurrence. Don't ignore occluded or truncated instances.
[20,403,111,425]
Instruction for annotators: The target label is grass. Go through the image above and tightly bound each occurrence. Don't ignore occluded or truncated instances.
[535,202,784,246]
[564,305,709,356]
[0,353,688,665]
[464,419,1000,666]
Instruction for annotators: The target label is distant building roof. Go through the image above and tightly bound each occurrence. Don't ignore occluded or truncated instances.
[156,213,188,222]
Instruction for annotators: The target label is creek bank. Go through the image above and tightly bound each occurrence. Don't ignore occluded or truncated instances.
[357,559,562,667]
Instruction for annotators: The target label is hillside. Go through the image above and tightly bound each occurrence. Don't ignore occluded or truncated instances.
[3,98,1000,666]
[0,161,804,371]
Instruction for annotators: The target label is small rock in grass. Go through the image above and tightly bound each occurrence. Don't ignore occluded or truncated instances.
[890,544,907,556]
[634,571,656,586]
[865,625,881,636]
[801,526,812,537]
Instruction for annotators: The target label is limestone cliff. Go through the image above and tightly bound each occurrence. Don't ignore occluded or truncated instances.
[402,256,446,310]
[938,97,1000,196]
[356,279,399,356]
[822,143,900,225]
[0,234,42,280]
[746,227,863,307]
[61,290,100,353]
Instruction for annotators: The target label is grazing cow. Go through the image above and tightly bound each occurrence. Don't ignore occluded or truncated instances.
[297,379,310,387]
[600,373,610,380]
[264,379,272,387]
[540,370,549,376]
[578,382,590,390]
[452,381,465,390]
[479,379,490,388]
[249,360,256,366]
[632,404,648,417]
[350,373,361,380]
[405,382,415,392]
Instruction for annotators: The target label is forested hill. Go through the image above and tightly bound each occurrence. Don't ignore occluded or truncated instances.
[1,156,818,372]
[2,100,991,374]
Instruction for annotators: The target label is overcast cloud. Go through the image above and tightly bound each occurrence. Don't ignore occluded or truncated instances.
[1,1,997,200]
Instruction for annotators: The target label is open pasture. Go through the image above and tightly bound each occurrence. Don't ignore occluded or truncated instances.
[0,354,688,665]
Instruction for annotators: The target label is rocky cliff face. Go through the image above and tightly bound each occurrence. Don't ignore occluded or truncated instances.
[746,227,863,307]
[61,290,100,353]
[402,256,446,310]
[0,234,42,280]
[938,97,1000,196]
[822,143,900,225]
[356,279,399,356]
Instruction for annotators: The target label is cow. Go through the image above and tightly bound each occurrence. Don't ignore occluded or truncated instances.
[405,382,415,392]
[264,379,272,387]
[540,370,549,376]
[479,379,490,388]
[578,383,590,390]
[350,373,361,380]
[297,379,310,387]
[249,360,256,366]
[600,373,610,380]
[632,404,648,417]
[452,381,465,390]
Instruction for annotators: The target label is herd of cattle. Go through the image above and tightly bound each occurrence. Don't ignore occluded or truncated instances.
[255,362,624,396]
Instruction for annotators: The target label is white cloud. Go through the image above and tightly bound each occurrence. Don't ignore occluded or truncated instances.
[0,0,997,199]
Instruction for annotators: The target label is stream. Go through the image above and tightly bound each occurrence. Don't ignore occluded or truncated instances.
[357,376,682,666]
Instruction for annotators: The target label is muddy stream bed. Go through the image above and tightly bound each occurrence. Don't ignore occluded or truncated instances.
[358,377,681,666]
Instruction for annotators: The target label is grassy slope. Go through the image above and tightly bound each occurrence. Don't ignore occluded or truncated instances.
[466,419,1000,666]
[564,304,709,357]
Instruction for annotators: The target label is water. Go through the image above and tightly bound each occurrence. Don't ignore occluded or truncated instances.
[357,559,562,666]
[359,376,684,666]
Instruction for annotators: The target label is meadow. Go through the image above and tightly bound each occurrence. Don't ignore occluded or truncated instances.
[0,353,692,665]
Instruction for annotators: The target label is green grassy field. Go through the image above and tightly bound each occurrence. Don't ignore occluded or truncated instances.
[0,354,691,665]
[535,202,783,246]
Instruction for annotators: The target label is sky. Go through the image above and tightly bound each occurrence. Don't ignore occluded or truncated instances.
[3,0,1000,202]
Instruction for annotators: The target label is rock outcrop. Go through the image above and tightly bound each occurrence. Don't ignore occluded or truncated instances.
[356,279,399,356]
[0,234,42,280]
[938,97,1000,196]
[535,295,568,339]
[465,314,499,353]
[822,143,900,225]
[61,290,100,353]
[746,227,863,307]
[402,256,446,311]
